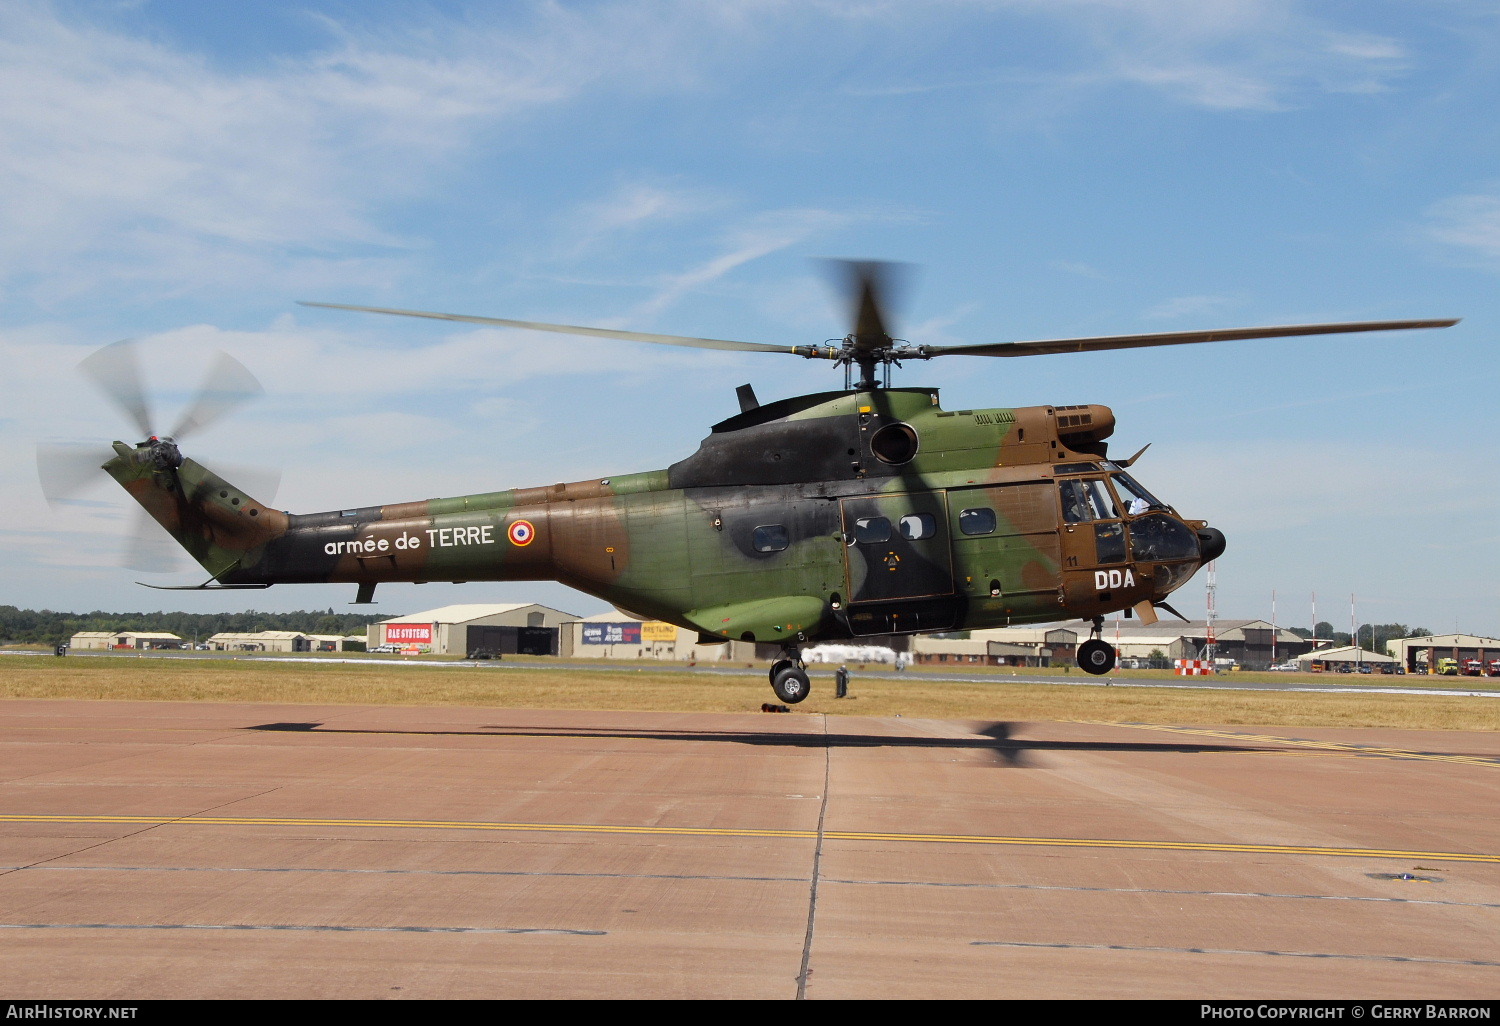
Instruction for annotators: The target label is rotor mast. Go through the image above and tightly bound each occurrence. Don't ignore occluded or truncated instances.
[845,260,899,391]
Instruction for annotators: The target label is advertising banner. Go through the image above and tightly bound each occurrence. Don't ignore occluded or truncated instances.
[582,623,641,645]
[641,622,677,643]
[386,623,434,644]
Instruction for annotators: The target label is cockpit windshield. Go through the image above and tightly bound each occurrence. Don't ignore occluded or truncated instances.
[1110,470,1167,516]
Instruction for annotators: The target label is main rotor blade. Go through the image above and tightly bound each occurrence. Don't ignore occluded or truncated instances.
[77,339,154,438]
[849,261,895,343]
[170,351,265,440]
[922,318,1460,359]
[826,259,910,355]
[298,301,807,355]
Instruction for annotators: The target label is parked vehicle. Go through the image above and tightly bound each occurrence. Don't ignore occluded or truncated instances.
[1437,658,1460,675]
[1463,659,1485,676]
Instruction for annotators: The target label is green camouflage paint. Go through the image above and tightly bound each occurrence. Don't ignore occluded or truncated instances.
[102,388,1213,647]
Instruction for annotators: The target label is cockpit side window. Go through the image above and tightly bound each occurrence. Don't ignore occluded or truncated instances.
[1082,479,1118,520]
[1059,480,1089,524]
[1060,479,1118,523]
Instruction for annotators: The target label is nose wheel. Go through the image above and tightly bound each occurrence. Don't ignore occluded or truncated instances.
[769,653,811,704]
[1077,617,1116,675]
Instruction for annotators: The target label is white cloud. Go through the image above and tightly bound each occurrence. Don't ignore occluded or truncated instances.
[1146,295,1243,321]
[1001,0,1411,111]
[0,2,784,306]
[1423,190,1500,264]
[566,182,731,251]
[630,208,861,322]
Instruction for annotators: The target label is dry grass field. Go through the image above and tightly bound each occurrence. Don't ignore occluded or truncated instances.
[2,652,1497,730]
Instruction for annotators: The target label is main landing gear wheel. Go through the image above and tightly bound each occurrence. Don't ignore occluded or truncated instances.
[1077,638,1116,675]
[769,658,811,704]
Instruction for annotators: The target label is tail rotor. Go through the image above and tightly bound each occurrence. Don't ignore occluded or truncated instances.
[36,339,274,574]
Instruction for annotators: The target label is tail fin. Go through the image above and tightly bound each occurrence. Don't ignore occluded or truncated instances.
[102,438,287,580]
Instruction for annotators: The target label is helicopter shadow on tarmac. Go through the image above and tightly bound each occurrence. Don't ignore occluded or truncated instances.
[245,720,1268,768]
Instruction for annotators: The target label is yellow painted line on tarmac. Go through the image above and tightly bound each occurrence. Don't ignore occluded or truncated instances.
[5,814,1498,863]
[1091,722,1500,768]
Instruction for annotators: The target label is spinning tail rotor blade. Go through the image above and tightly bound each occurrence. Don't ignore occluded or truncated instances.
[77,339,154,439]
[122,505,190,573]
[36,443,114,507]
[43,338,276,579]
[170,351,265,441]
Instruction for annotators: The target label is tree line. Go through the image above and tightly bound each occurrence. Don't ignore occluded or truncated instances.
[0,605,386,646]
[1287,622,1432,653]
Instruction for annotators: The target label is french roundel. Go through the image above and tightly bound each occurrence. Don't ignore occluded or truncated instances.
[507,520,535,546]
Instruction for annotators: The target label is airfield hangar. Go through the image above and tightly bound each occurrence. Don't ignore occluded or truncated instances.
[1385,634,1500,673]
[558,611,759,662]
[369,603,579,657]
[911,619,1315,670]
[68,631,184,651]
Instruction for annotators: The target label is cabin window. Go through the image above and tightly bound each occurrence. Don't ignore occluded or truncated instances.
[899,513,936,540]
[854,516,891,544]
[958,508,996,536]
[752,525,789,552]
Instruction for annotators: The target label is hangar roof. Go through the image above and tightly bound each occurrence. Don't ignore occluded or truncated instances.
[973,619,1303,645]
[1299,645,1396,663]
[377,603,580,625]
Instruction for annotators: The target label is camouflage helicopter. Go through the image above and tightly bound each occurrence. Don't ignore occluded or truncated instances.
[46,263,1456,703]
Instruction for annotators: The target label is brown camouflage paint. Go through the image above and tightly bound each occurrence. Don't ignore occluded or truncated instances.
[102,389,1212,646]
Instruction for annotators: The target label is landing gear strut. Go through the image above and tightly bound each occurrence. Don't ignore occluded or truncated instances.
[1077,616,1116,676]
[769,648,811,704]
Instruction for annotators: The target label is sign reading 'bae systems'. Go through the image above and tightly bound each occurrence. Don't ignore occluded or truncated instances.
[386,624,433,644]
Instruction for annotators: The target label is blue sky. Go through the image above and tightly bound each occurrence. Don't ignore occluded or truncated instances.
[3,0,1496,636]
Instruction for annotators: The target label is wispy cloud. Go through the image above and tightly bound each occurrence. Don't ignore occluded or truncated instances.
[557,181,733,259]
[1146,294,1243,320]
[1004,0,1412,111]
[0,3,581,303]
[0,2,787,308]
[630,208,859,322]
[1422,189,1500,265]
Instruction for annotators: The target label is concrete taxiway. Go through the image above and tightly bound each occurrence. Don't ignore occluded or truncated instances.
[1,698,1497,999]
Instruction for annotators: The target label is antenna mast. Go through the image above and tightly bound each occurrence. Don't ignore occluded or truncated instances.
[1271,589,1277,667]
[1200,560,1218,662]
